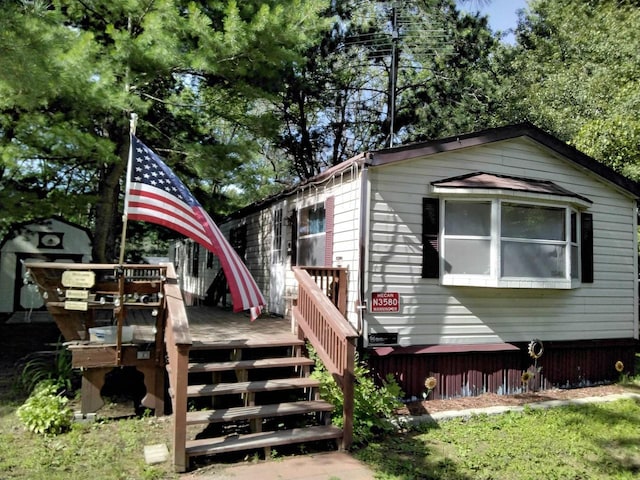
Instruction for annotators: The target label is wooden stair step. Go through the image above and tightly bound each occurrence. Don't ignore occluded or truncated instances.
[187,377,320,397]
[190,336,304,351]
[188,356,314,373]
[186,400,334,425]
[185,425,342,458]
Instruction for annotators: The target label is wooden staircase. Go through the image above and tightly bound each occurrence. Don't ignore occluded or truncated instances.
[164,265,357,472]
[175,337,342,463]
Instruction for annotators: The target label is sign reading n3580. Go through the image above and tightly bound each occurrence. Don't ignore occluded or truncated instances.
[370,292,400,313]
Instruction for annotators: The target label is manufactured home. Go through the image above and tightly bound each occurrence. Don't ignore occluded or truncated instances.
[0,217,92,317]
[173,124,640,398]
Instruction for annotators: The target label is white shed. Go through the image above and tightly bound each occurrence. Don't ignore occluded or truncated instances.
[0,217,92,315]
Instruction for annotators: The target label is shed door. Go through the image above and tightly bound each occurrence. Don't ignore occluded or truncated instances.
[269,207,286,315]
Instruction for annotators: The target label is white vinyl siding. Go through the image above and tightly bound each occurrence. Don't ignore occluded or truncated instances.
[365,137,637,346]
[213,166,362,327]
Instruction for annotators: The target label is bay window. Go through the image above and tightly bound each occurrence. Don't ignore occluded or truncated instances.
[423,172,593,288]
[441,199,582,287]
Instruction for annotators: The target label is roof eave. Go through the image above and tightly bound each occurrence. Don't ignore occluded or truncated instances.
[368,123,640,199]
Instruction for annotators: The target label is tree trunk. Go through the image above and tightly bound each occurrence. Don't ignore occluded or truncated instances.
[92,141,128,263]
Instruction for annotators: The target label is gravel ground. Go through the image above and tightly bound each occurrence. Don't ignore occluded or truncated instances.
[398,383,630,416]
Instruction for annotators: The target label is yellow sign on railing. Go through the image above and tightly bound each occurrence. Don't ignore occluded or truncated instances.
[61,271,96,288]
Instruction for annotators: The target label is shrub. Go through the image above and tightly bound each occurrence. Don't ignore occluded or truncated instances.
[17,339,76,395]
[16,380,74,435]
[309,346,404,445]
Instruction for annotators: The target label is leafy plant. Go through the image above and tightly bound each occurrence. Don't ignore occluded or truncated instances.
[17,339,76,395]
[16,380,74,436]
[309,345,404,445]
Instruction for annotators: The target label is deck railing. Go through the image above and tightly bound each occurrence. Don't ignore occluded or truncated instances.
[162,263,192,473]
[292,266,358,449]
[297,266,349,316]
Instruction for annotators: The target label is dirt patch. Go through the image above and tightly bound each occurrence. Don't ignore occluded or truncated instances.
[397,383,629,416]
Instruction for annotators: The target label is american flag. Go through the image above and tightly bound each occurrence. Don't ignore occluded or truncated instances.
[125,135,265,319]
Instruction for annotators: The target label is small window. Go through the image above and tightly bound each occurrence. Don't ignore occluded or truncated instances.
[300,205,325,235]
[190,242,199,278]
[272,208,284,264]
[297,203,326,266]
[230,225,247,257]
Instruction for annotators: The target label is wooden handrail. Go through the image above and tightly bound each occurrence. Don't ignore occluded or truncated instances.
[297,267,348,317]
[162,263,191,472]
[292,266,357,449]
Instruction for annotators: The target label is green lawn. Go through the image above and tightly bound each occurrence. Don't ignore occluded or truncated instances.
[0,400,179,480]
[355,397,640,480]
[2,387,640,479]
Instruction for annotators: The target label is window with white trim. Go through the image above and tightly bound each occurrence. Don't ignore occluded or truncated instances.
[271,207,284,264]
[297,203,326,266]
[440,199,582,288]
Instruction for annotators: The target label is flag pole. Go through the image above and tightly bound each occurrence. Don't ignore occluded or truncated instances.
[118,113,138,265]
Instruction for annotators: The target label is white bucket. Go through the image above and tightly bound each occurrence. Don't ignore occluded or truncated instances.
[88,326,134,343]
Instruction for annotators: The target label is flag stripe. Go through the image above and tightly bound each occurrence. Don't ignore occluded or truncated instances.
[128,186,204,229]
[127,187,213,247]
[126,210,214,251]
[198,210,255,305]
[124,135,265,317]
[199,209,263,306]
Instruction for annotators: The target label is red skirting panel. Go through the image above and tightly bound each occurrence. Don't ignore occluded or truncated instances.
[366,339,638,399]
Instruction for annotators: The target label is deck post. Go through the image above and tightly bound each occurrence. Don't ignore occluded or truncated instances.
[336,269,348,317]
[80,367,110,413]
[172,344,190,472]
[341,338,355,450]
[139,365,165,414]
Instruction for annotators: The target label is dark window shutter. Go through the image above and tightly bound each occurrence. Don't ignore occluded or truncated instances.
[230,225,248,258]
[191,243,199,277]
[422,198,440,278]
[324,196,335,266]
[581,213,593,283]
[290,210,298,266]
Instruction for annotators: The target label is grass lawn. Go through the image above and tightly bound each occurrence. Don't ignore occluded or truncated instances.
[2,383,639,479]
[0,398,179,480]
[355,397,640,480]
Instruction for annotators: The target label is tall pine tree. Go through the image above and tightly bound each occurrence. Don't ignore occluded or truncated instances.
[0,0,329,261]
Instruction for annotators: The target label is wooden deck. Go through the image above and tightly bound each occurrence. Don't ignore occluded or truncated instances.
[59,306,294,347]
[185,307,296,348]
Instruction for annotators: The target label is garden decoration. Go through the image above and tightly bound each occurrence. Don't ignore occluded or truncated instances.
[524,339,544,391]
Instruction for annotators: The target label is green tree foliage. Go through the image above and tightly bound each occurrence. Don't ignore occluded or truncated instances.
[0,0,328,260]
[272,0,501,179]
[495,0,640,178]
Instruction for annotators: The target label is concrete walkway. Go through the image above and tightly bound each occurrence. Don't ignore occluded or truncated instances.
[179,451,375,480]
[401,391,640,426]
[179,392,640,480]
